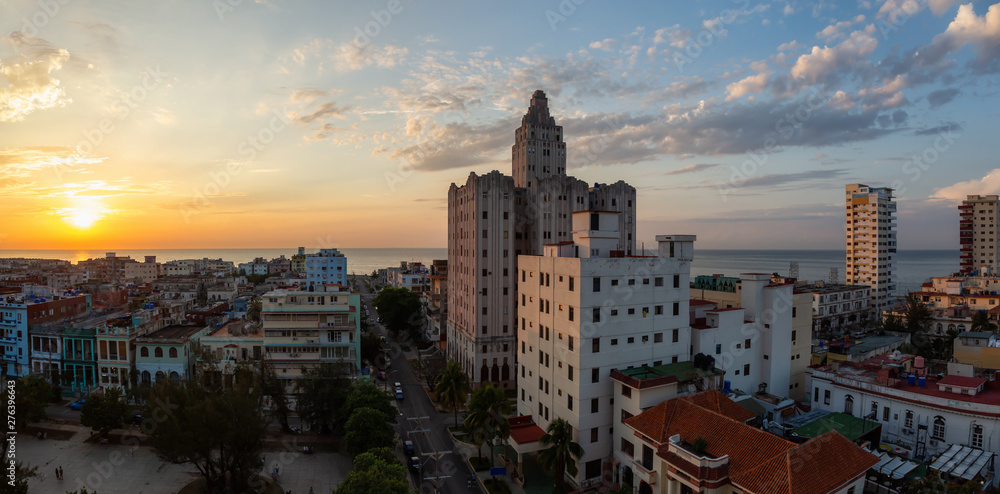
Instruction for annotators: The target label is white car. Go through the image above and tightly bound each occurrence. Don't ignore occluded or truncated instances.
[394,382,402,389]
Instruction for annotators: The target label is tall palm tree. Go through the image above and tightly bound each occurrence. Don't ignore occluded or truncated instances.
[434,361,471,427]
[463,384,512,464]
[971,310,996,333]
[537,418,585,489]
[246,297,262,323]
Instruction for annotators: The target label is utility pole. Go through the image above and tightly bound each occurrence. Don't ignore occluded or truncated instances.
[407,415,455,493]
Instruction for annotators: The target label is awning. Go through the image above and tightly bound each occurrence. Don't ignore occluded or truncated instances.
[890,461,918,480]
[929,444,995,481]
[878,457,905,475]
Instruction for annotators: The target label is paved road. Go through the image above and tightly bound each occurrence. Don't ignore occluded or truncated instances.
[352,275,482,493]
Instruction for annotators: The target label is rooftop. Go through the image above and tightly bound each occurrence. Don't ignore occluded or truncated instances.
[611,361,720,389]
[141,324,204,340]
[815,361,1000,406]
[208,319,263,338]
[957,331,996,339]
[791,411,880,441]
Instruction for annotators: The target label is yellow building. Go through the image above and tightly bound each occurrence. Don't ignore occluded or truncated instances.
[953,332,1000,369]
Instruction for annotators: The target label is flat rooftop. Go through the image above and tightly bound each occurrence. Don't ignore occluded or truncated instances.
[611,361,719,389]
[816,362,1000,406]
[791,411,880,441]
[208,320,263,338]
[142,324,204,340]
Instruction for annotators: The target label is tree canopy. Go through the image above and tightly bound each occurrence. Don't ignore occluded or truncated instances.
[538,418,585,489]
[344,407,395,456]
[372,287,422,335]
[334,448,412,494]
[13,375,57,432]
[81,387,130,439]
[295,363,351,434]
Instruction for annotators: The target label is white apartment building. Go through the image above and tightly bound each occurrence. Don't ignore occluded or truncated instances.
[795,283,872,332]
[446,90,636,388]
[306,249,347,287]
[960,195,999,274]
[513,210,693,485]
[238,258,270,276]
[809,362,999,486]
[260,284,361,393]
[846,183,897,315]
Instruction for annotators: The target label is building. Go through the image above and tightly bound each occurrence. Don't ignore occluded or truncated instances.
[305,249,347,287]
[794,282,872,333]
[260,284,361,393]
[446,90,636,388]
[62,326,97,393]
[846,183,897,316]
[0,287,91,377]
[122,260,160,283]
[960,195,1000,274]
[689,273,804,399]
[385,261,430,293]
[809,360,1000,486]
[422,260,447,347]
[618,390,878,494]
[95,316,140,389]
[291,247,307,273]
[513,212,693,485]
[953,331,1000,369]
[198,318,263,388]
[77,252,136,283]
[135,324,208,384]
[268,256,291,275]
[239,258,270,276]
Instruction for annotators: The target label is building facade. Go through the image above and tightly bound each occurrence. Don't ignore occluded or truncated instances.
[846,183,897,316]
[960,195,999,274]
[135,324,207,385]
[305,249,347,287]
[795,282,872,333]
[513,213,694,485]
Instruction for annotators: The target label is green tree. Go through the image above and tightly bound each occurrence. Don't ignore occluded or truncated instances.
[372,287,422,336]
[13,375,57,431]
[972,310,996,332]
[80,387,130,440]
[334,448,411,494]
[338,381,395,433]
[537,418,585,490]
[463,384,512,464]
[434,361,471,427]
[344,407,395,456]
[258,357,292,433]
[295,363,350,434]
[0,461,37,494]
[881,313,905,333]
[904,293,932,334]
[360,332,383,365]
[144,372,268,494]
[246,297,262,323]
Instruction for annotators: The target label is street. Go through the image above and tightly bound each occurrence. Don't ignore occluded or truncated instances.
[354,275,481,493]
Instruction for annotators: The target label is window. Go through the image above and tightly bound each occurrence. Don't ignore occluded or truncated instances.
[611,279,619,286]
[620,438,634,457]
[715,344,721,355]
[591,428,599,443]
[933,416,946,441]
[972,423,984,448]
[621,410,633,424]
[155,347,163,358]
[745,338,751,349]
[883,406,890,422]
[654,305,663,315]
[673,302,679,316]
[569,307,574,321]
[567,395,573,411]
[673,274,680,288]
[592,368,599,383]
[169,348,178,358]
[824,390,831,405]
[621,385,631,398]
[593,277,601,292]
[628,279,635,286]
[140,347,148,357]
[569,336,574,351]
[592,338,600,353]
[654,277,663,287]
[568,365,574,381]
[871,401,878,419]
[672,329,679,343]
[654,333,663,343]
[569,276,574,291]
[792,330,797,342]
[591,398,599,413]
[743,363,750,376]
[905,410,913,429]
[844,395,854,415]
[592,308,601,322]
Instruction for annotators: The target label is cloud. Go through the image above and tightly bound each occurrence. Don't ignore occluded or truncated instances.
[931,168,1000,202]
[817,14,866,41]
[791,26,878,84]
[920,3,1000,73]
[735,168,850,188]
[0,147,104,180]
[914,121,962,135]
[290,88,328,104]
[383,119,512,171]
[927,87,960,108]
[664,163,722,175]
[725,61,771,101]
[292,101,348,124]
[589,39,617,51]
[0,35,73,121]
[333,40,408,71]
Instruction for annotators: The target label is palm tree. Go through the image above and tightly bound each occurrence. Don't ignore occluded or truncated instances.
[463,384,512,464]
[434,361,471,428]
[537,418,584,489]
[246,297,262,323]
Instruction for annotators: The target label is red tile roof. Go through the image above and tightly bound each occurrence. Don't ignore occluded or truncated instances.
[508,415,546,445]
[624,391,878,494]
[937,375,987,388]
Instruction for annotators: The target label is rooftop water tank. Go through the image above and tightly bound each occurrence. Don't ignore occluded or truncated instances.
[918,376,926,387]
[908,375,916,385]
[914,356,925,368]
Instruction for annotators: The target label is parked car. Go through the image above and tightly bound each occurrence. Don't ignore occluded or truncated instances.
[69,399,86,410]
[409,456,421,471]
[404,440,415,455]
[394,382,402,389]
[852,331,866,339]
[395,389,404,400]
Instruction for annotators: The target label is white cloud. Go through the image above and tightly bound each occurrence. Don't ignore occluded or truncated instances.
[589,38,617,51]
[922,3,1000,73]
[931,168,1000,202]
[0,40,72,122]
[724,61,771,101]
[333,40,408,71]
[790,25,878,83]
[817,14,866,41]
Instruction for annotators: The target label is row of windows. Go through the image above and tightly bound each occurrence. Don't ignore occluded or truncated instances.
[139,346,178,358]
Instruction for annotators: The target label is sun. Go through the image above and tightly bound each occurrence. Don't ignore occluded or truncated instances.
[66,208,101,229]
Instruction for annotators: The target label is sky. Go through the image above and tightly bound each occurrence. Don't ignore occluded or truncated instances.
[1,0,999,251]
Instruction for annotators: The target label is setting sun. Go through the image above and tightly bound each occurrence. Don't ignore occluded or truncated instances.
[66,208,101,229]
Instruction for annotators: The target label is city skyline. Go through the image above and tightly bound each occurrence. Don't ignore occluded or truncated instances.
[2,1,999,250]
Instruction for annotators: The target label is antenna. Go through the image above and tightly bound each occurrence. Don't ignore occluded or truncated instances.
[829,267,839,284]
[789,261,799,279]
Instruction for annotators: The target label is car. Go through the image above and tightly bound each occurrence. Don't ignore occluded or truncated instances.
[394,382,402,389]
[404,440,415,455]
[69,399,86,410]
[852,331,866,339]
[395,389,404,400]
[409,456,421,471]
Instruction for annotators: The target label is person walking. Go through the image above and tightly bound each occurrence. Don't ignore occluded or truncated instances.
[59,466,63,481]
[54,467,59,482]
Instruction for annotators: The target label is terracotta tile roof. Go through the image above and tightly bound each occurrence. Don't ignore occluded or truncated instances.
[937,375,987,388]
[733,431,879,494]
[624,391,878,494]
[508,415,546,445]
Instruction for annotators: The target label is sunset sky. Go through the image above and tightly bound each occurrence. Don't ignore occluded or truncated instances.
[2,0,999,250]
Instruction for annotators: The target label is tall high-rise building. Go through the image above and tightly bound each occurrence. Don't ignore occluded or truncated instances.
[306,248,347,287]
[959,195,1000,274]
[446,91,636,388]
[845,183,897,315]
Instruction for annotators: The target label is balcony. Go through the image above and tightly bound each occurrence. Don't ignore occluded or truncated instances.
[319,321,355,329]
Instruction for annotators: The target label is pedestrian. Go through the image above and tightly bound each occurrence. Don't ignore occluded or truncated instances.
[309,488,314,494]
[54,467,59,482]
[59,466,63,481]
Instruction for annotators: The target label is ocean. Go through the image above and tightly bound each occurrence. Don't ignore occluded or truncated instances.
[0,248,958,294]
